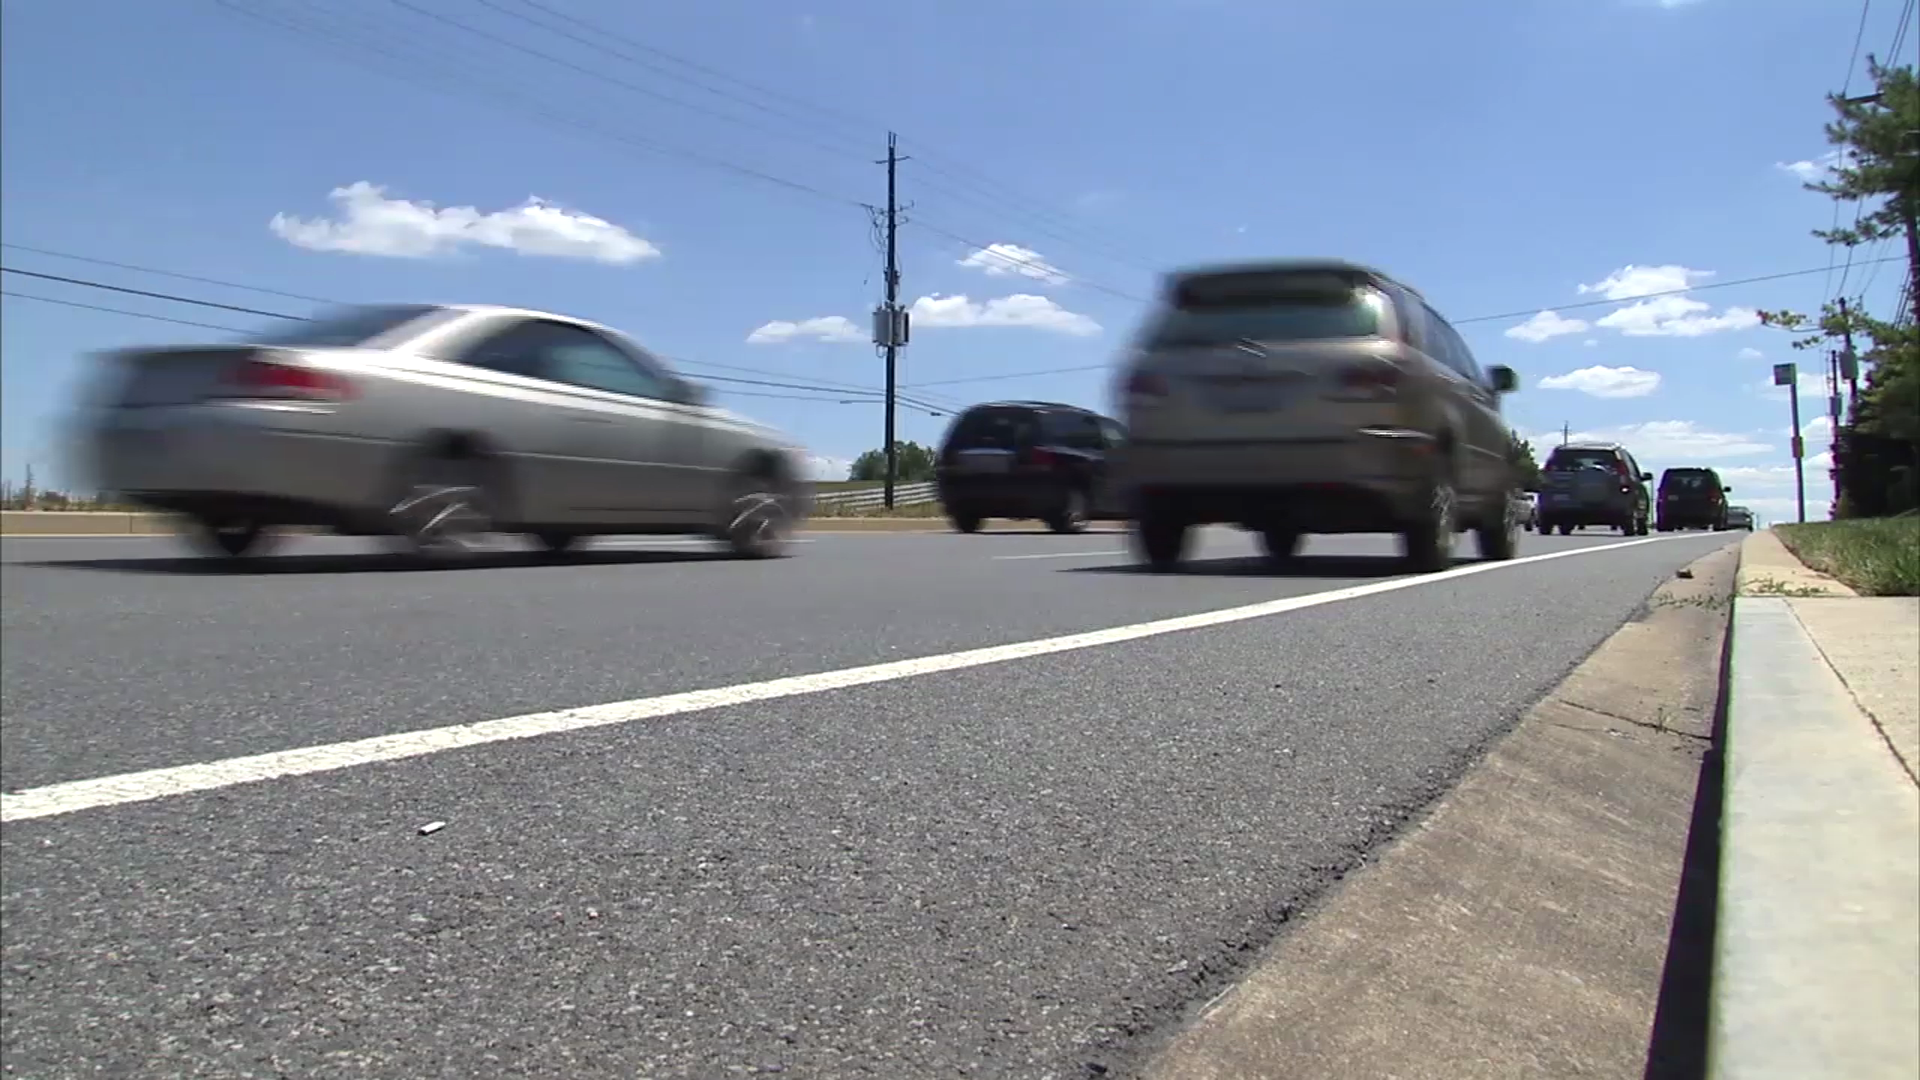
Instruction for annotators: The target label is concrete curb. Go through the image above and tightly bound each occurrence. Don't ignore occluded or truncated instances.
[1708,597,1920,1080]
[1140,545,1738,1080]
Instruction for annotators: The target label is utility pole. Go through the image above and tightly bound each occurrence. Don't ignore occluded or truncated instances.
[871,132,911,510]
[1561,423,1570,447]
[1836,297,1862,404]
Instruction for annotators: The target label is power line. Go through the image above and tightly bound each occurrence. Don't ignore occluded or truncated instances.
[0,290,251,334]
[0,243,338,304]
[487,0,1157,270]
[0,267,303,319]
[902,256,1912,391]
[0,266,957,411]
[13,253,1901,400]
[214,0,866,210]
[279,0,1152,277]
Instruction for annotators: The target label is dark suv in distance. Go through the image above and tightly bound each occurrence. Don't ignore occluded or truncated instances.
[1656,467,1732,531]
[1536,442,1652,535]
[935,401,1128,534]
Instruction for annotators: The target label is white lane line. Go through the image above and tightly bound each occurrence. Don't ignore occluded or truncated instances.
[0,533,1703,824]
[993,549,1127,561]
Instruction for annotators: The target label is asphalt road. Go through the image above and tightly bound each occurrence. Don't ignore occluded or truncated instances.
[0,525,1734,1079]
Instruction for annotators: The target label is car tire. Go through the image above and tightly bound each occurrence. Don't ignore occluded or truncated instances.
[721,470,794,559]
[1402,475,1457,574]
[190,517,273,559]
[1045,487,1090,535]
[1476,502,1519,562]
[1259,525,1301,567]
[391,452,497,562]
[949,507,984,534]
[1133,497,1189,572]
[1558,523,1574,536]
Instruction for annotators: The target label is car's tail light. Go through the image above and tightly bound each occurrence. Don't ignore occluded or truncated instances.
[222,357,355,402]
[1329,362,1402,400]
[1024,447,1058,467]
[1124,371,1169,398]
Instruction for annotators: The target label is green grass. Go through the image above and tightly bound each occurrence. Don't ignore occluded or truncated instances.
[1774,516,1920,597]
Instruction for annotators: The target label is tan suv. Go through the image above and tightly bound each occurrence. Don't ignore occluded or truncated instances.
[1109,260,1520,572]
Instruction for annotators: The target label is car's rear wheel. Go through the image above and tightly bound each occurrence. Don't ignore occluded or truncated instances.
[949,506,984,533]
[1476,501,1518,562]
[1402,476,1458,573]
[1558,522,1574,536]
[1133,495,1189,572]
[190,517,273,559]
[722,472,793,559]
[1045,487,1090,535]
[391,454,496,561]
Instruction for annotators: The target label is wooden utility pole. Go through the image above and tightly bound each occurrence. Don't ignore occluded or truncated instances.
[874,133,910,510]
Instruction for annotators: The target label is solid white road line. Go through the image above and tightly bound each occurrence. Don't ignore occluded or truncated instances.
[0,533,1703,824]
[993,549,1129,561]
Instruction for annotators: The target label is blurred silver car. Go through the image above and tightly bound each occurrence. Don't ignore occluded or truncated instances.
[1726,505,1755,530]
[1111,259,1520,572]
[80,303,814,559]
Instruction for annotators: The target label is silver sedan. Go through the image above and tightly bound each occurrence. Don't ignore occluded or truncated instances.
[79,303,815,560]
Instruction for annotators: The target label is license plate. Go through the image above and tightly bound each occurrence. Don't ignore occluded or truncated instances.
[955,453,1010,473]
[1212,390,1291,412]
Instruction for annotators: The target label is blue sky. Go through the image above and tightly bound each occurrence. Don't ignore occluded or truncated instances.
[2,0,1911,522]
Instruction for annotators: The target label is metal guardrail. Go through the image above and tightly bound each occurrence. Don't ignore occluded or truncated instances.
[812,481,938,509]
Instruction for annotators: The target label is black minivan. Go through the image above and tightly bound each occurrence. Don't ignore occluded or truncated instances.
[935,401,1129,534]
[1656,467,1732,531]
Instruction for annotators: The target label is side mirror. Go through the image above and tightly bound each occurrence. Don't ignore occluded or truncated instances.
[1487,365,1519,394]
[1723,486,1734,494]
[1640,472,1654,483]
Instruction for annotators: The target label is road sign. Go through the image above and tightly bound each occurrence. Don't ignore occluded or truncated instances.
[1773,362,1798,386]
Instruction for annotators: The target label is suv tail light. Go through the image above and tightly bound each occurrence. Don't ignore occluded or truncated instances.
[1023,447,1058,467]
[221,357,355,402]
[1328,362,1403,401]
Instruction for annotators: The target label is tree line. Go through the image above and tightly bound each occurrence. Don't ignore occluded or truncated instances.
[1760,59,1919,519]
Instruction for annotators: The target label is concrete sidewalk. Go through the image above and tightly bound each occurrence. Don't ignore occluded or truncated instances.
[1710,531,1919,1080]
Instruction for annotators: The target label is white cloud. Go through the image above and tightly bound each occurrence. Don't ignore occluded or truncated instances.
[956,243,1070,286]
[746,315,864,345]
[1595,294,1761,337]
[270,181,659,264]
[908,293,1101,336]
[1538,365,1663,398]
[1578,265,1709,301]
[1542,420,1773,460]
[1775,150,1843,184]
[1782,414,1835,440]
[1583,338,1599,347]
[1573,265,1758,338]
[1505,310,1590,343]
[1738,346,1765,360]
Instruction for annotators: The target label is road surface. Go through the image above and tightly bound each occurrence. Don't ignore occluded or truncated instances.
[0,527,1732,1079]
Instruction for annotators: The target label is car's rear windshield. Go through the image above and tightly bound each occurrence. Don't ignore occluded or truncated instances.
[241,304,454,348]
[947,407,1037,450]
[1144,270,1384,348]
[1661,470,1717,490]
[1545,448,1619,472]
